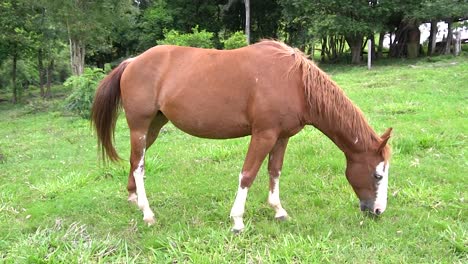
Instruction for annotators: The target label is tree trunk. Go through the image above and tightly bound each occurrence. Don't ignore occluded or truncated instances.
[12,50,18,104]
[346,34,363,64]
[310,39,315,60]
[338,35,345,55]
[377,32,385,59]
[388,32,394,55]
[369,34,376,62]
[69,37,85,75]
[330,36,336,61]
[444,19,453,55]
[350,44,362,64]
[321,37,326,62]
[390,20,420,58]
[407,24,420,59]
[46,59,54,98]
[428,20,438,56]
[38,48,45,97]
[244,0,250,44]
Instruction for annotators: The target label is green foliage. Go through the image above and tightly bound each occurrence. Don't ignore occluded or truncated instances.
[412,0,468,21]
[281,0,373,38]
[222,31,248,50]
[64,67,105,119]
[0,59,37,90]
[137,0,175,51]
[159,26,214,48]
[222,0,281,43]
[43,0,138,75]
[0,0,36,58]
[0,0,41,102]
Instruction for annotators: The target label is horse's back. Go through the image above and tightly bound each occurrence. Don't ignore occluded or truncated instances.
[120,43,307,139]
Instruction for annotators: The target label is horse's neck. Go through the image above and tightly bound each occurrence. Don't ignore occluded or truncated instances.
[309,119,368,155]
[304,82,378,155]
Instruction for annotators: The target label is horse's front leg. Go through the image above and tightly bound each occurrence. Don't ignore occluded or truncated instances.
[267,137,289,220]
[230,131,278,233]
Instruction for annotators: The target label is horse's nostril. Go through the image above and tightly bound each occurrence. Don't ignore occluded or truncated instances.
[375,209,381,215]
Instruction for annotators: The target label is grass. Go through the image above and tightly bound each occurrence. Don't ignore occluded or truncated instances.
[0,55,467,263]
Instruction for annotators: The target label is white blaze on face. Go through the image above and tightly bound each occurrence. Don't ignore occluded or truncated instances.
[374,161,389,213]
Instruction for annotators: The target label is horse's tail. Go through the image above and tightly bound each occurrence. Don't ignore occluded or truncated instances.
[91,60,131,162]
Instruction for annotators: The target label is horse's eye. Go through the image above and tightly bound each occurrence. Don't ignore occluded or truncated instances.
[373,172,383,180]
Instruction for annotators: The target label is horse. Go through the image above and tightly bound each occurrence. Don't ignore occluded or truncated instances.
[91,40,392,232]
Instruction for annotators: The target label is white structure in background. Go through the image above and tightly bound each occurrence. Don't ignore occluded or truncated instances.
[383,21,468,48]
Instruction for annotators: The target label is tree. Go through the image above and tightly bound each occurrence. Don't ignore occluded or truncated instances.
[223,0,249,43]
[281,0,385,64]
[385,0,468,58]
[245,0,250,44]
[0,0,36,103]
[44,0,136,75]
[414,0,468,55]
[137,0,174,51]
[30,1,65,98]
[137,0,226,50]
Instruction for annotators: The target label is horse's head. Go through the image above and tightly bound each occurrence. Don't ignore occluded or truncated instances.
[345,128,392,215]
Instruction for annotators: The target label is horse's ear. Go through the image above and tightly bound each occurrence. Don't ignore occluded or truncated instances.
[380,127,392,139]
[378,127,392,152]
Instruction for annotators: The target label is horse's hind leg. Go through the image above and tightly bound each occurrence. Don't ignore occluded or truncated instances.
[127,113,168,204]
[126,112,168,225]
[267,137,289,220]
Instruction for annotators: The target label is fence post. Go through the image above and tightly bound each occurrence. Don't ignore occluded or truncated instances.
[454,31,461,56]
[368,38,372,70]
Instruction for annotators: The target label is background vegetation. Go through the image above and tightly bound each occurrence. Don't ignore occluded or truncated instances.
[0,0,467,104]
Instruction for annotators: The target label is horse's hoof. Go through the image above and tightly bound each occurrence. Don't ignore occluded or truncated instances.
[231,228,244,234]
[275,215,288,221]
[144,216,156,226]
[127,193,138,205]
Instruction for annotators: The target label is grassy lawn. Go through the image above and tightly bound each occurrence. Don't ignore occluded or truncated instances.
[0,56,466,263]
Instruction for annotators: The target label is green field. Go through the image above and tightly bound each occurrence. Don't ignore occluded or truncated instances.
[1,56,467,263]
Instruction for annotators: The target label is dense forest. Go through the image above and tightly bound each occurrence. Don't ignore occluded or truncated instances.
[0,0,467,104]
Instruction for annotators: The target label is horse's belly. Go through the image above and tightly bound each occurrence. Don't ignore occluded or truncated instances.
[171,118,251,139]
[161,100,251,139]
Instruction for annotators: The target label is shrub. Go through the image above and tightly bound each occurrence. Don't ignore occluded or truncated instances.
[222,31,248,50]
[158,26,214,48]
[64,68,106,119]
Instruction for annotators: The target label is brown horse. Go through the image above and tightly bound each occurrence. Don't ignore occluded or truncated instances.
[91,40,392,232]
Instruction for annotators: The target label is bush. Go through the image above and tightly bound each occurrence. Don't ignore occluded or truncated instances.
[64,68,106,119]
[158,26,214,48]
[222,31,248,50]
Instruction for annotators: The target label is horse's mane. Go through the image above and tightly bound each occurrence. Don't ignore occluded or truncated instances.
[257,40,387,155]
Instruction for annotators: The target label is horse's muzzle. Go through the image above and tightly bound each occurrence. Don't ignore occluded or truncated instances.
[359,200,383,215]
